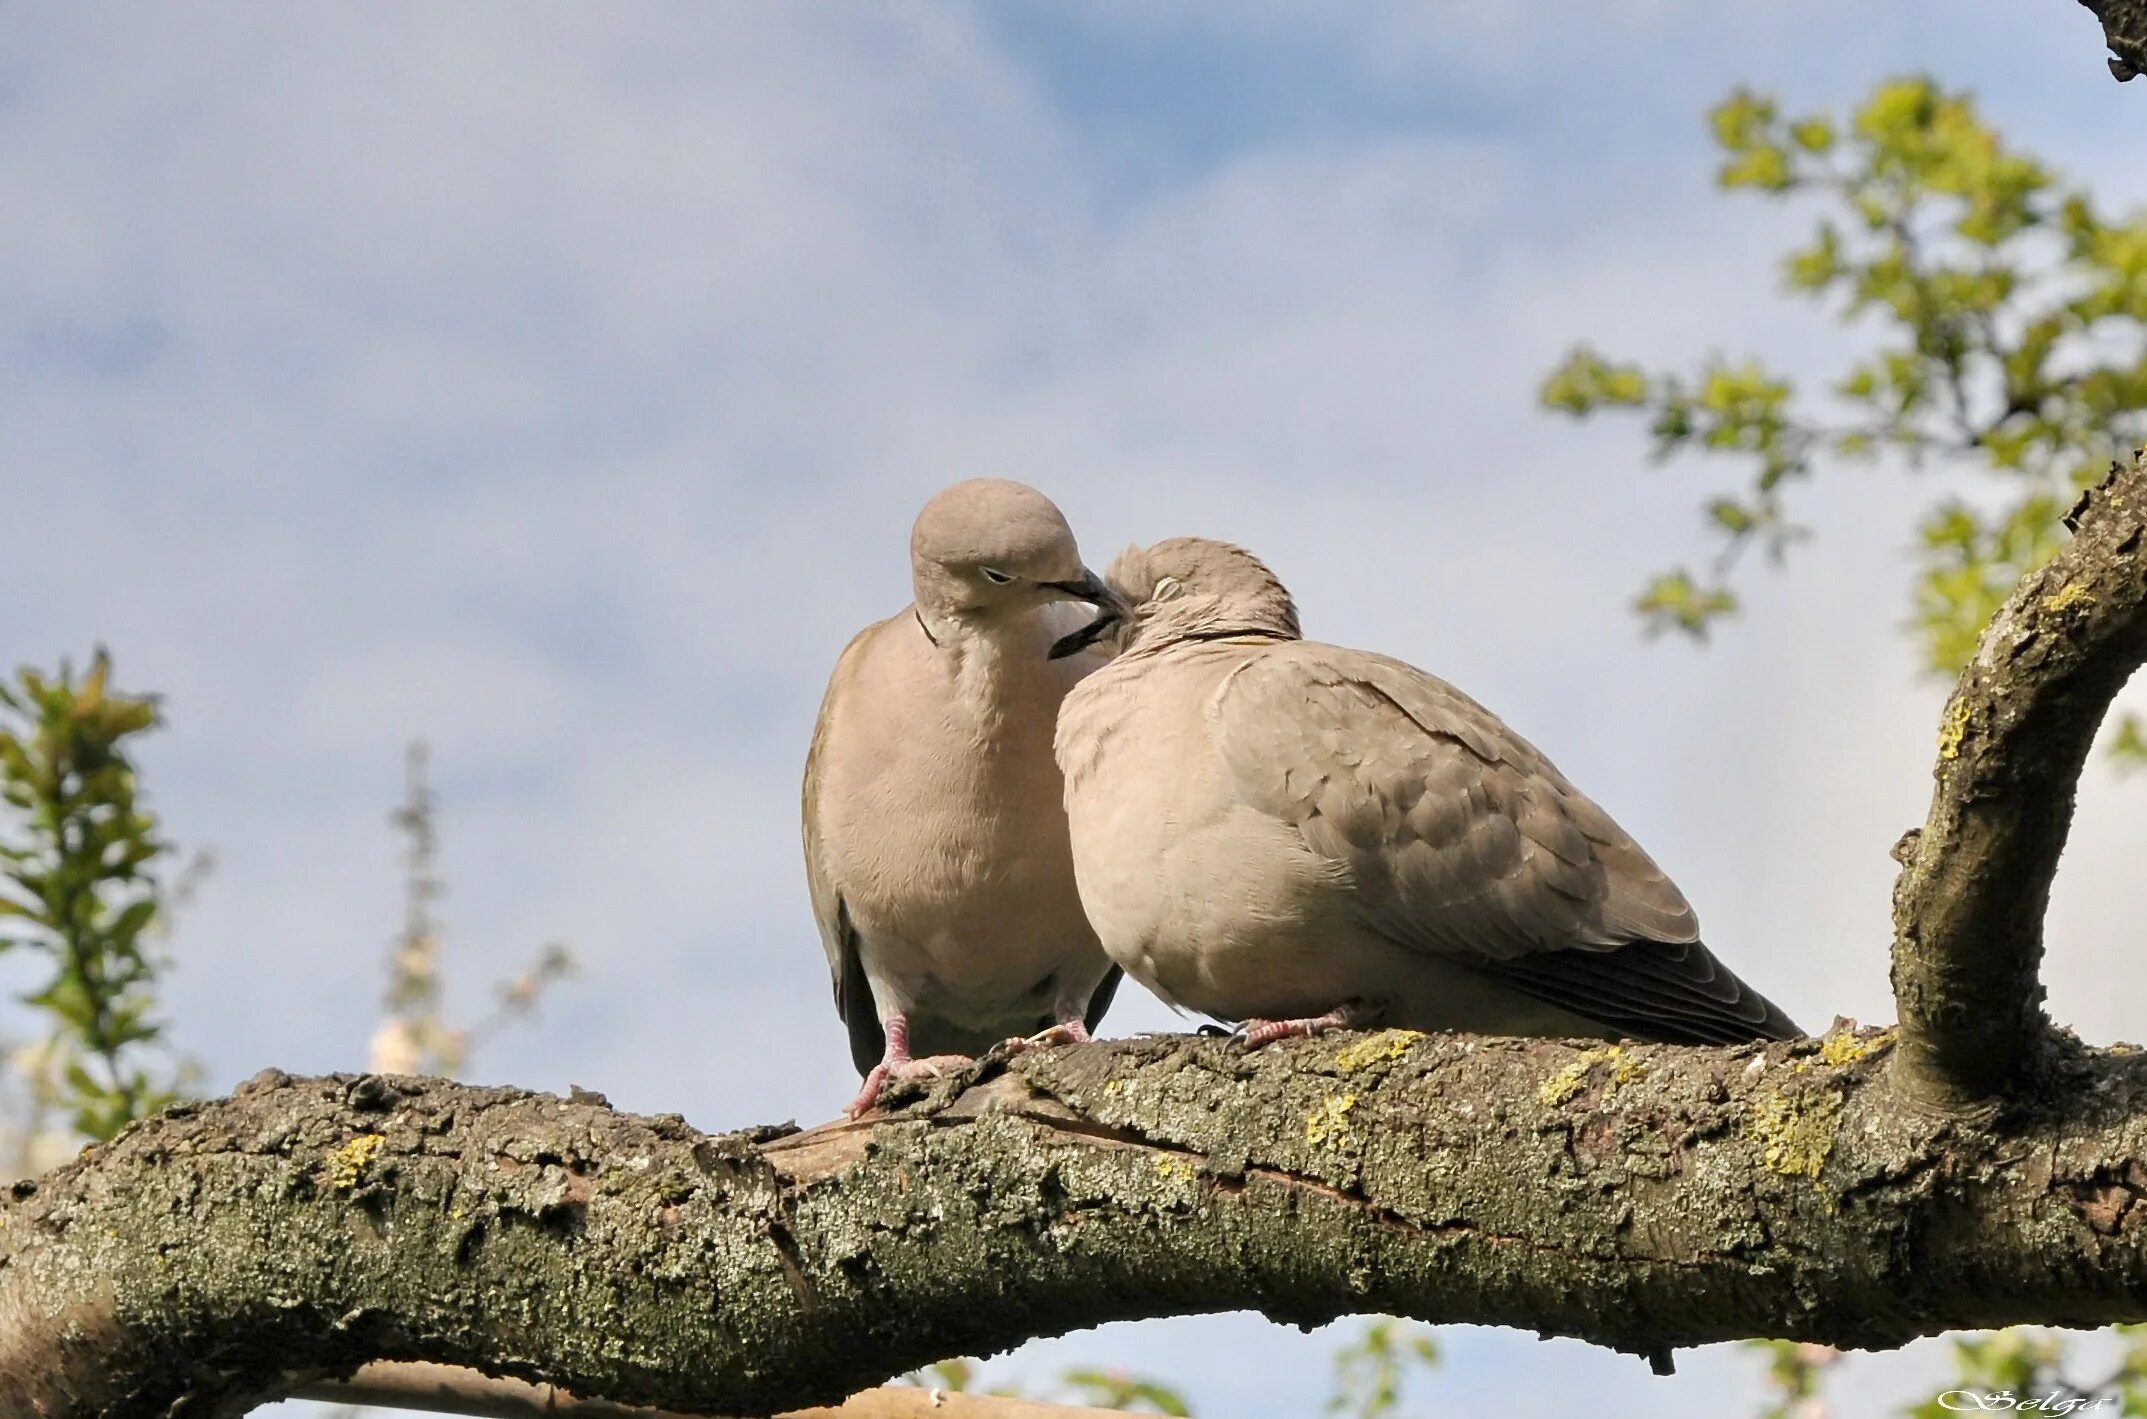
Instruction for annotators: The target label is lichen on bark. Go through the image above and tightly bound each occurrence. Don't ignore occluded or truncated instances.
[9,1021,2147,1419]
[1889,455,2147,1108]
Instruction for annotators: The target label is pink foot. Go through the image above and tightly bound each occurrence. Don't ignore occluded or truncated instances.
[1240,1001,1377,1048]
[844,1052,974,1118]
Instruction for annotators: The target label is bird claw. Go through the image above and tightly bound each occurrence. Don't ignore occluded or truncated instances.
[843,1053,976,1118]
[1239,1002,1377,1048]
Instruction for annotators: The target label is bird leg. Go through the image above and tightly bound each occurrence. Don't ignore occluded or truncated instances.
[845,1014,974,1119]
[1239,1000,1379,1048]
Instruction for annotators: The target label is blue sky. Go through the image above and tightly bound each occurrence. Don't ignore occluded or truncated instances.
[2,5,2142,1416]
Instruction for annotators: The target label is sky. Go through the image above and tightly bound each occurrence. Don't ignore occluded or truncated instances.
[2,4,2143,1416]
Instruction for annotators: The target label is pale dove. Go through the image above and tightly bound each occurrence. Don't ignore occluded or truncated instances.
[1051,536,1798,1046]
[803,479,1127,1117]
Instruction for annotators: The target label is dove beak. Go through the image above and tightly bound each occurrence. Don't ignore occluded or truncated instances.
[1046,569,1127,660]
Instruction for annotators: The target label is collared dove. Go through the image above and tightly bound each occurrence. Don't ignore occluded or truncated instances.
[1051,536,1799,1046]
[803,479,1127,1117]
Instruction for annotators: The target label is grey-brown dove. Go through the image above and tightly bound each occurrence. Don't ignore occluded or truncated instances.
[803,479,1126,1117]
[1051,536,1798,1046]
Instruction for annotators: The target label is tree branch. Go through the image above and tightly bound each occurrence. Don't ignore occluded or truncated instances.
[10,1025,2147,1419]
[2080,0,2147,79]
[1889,452,2147,1109]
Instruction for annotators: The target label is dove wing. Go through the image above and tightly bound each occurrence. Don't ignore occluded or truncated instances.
[802,618,895,1073]
[1209,641,1796,1043]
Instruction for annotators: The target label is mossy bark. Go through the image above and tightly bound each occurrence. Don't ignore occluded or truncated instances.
[8,1026,2147,1418]
[1889,456,2147,1109]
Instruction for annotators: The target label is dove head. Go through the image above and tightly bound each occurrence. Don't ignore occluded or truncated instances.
[1052,536,1300,659]
[908,479,1119,627]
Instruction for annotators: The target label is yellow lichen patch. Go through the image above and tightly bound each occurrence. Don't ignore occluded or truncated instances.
[1605,1045,1646,1091]
[2045,582,2096,615]
[1938,697,1971,760]
[1537,1047,1611,1107]
[1153,1156,1197,1183]
[1333,1029,1424,1072]
[1304,1093,1358,1148]
[1747,1089,1843,1182]
[326,1134,386,1191]
[1820,1026,1897,1067]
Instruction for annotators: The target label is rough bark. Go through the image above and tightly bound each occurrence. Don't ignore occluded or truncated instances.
[7,1025,2147,1419]
[1889,457,2147,1110]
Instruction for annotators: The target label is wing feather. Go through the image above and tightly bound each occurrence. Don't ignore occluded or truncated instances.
[803,619,889,1071]
[1210,642,1797,1042]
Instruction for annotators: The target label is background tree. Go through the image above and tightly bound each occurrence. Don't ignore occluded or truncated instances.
[1535,70,2147,1419]
[369,741,575,1081]
[0,657,578,1419]
[1541,74,2147,769]
[0,652,189,1155]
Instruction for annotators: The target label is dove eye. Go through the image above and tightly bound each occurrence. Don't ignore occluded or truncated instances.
[1149,576,1183,603]
[981,568,1014,585]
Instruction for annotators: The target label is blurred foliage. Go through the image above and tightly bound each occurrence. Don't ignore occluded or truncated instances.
[1058,1369,1195,1415]
[0,652,191,1143]
[1744,1326,2147,1417]
[1901,1327,2147,1419]
[898,1321,1438,1417]
[903,1359,991,1394]
[902,1356,1194,1414]
[1541,73,2147,766]
[1749,1340,1841,1419]
[369,740,575,1079]
[1326,1317,1439,1419]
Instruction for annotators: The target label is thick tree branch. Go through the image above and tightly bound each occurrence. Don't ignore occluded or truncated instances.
[10,1027,2147,1419]
[1889,452,2147,1110]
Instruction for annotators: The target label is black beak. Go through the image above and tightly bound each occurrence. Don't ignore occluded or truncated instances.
[1045,568,1127,660]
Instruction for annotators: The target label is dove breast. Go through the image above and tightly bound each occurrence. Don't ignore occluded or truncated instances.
[808,605,1111,1062]
[803,479,1127,1086]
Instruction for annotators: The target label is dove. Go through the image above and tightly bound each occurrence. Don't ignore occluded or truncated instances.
[803,479,1127,1117]
[1051,536,1799,1047]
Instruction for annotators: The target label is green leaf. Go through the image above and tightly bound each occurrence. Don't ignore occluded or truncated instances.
[1784,223,1843,291]
[1790,116,1835,153]
[1635,570,1740,640]
[1539,347,1651,413]
[1719,146,1792,192]
[1709,88,1779,152]
[1060,1369,1194,1416]
[2111,713,2147,771]
[1708,498,1759,534]
[101,897,158,949]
